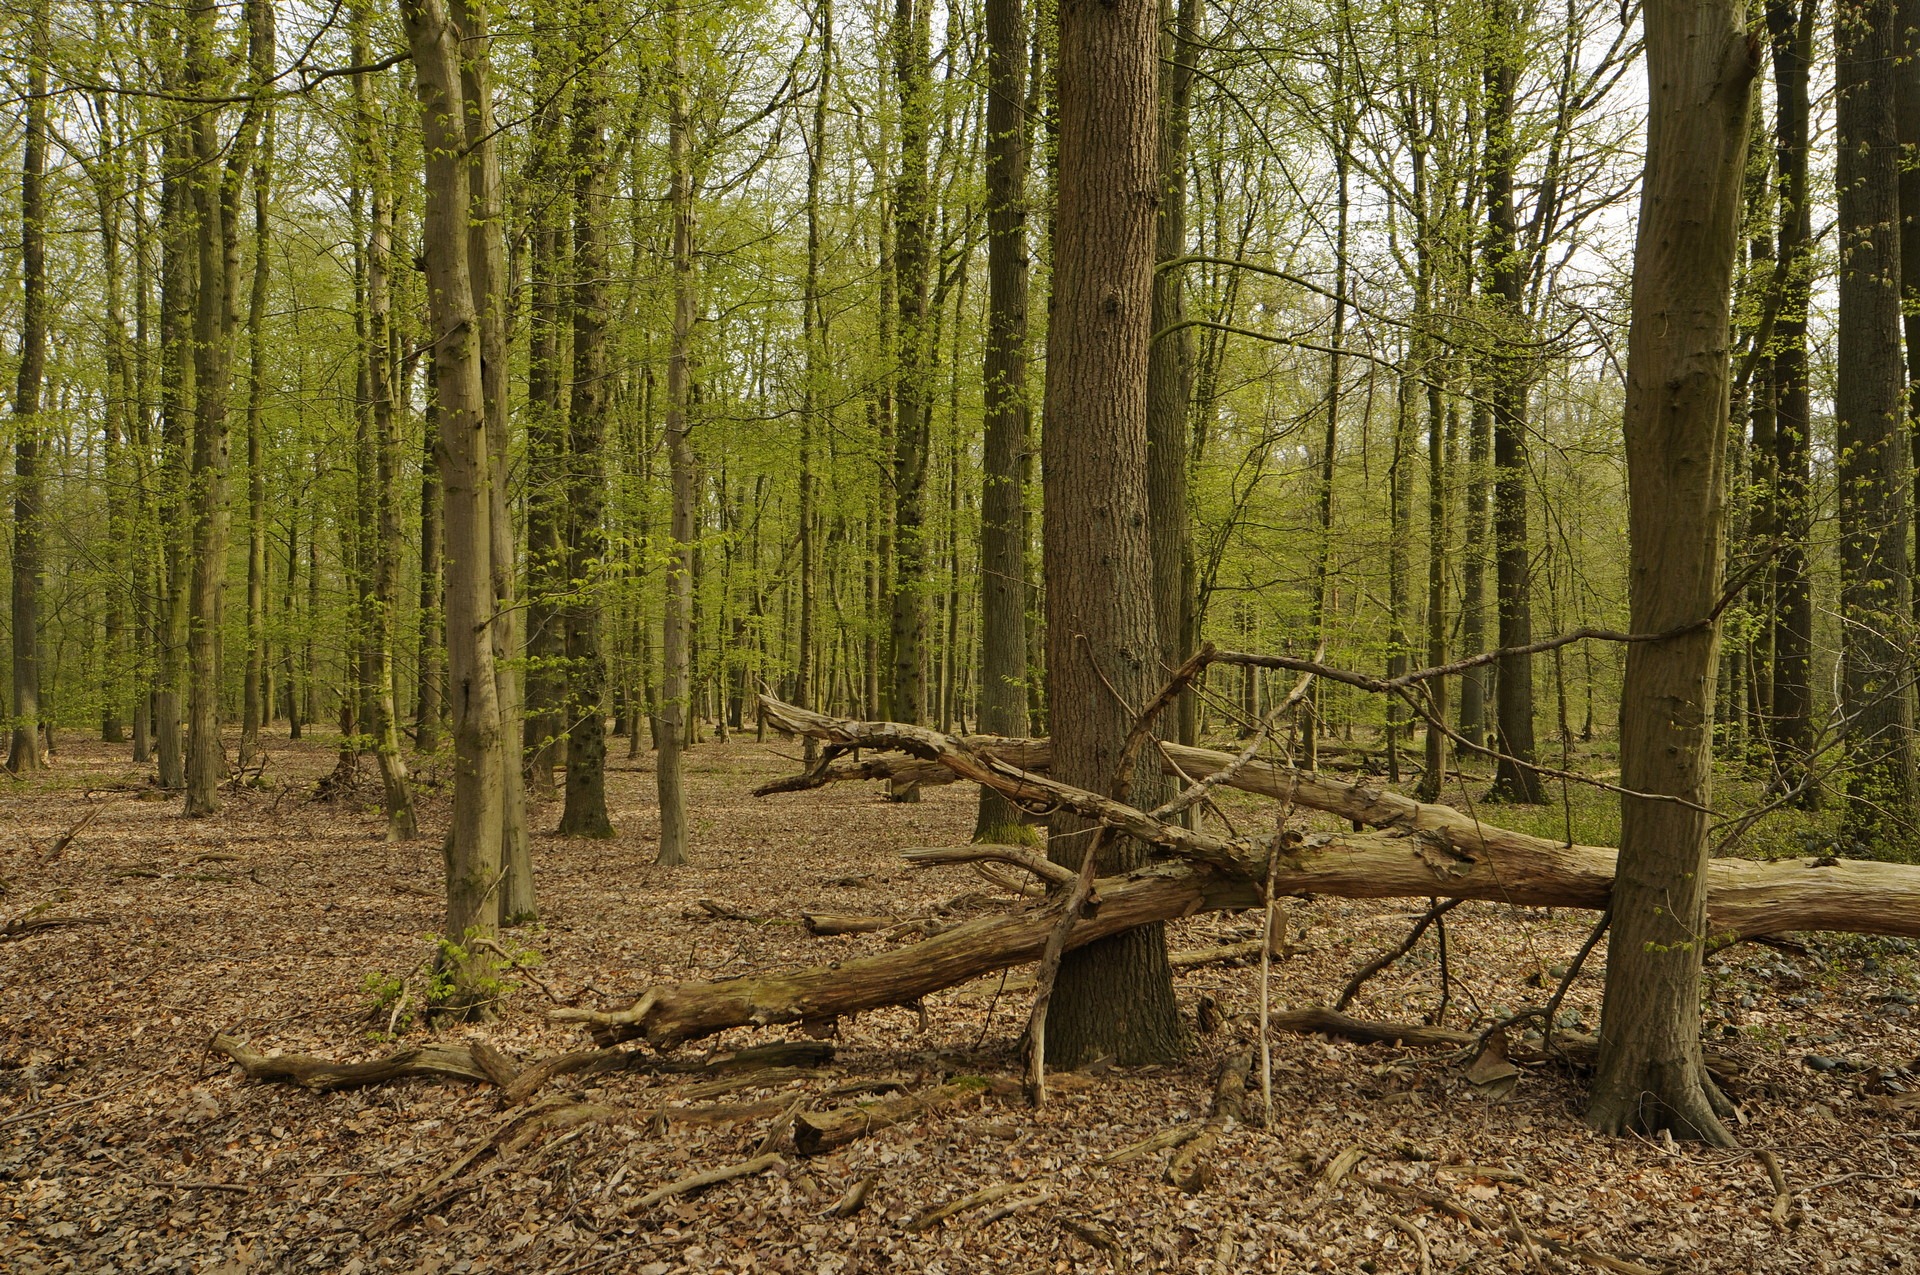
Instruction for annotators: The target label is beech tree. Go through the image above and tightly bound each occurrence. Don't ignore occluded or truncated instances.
[1588,0,1754,1145]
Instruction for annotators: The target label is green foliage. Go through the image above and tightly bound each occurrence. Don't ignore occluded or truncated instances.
[360,929,537,1033]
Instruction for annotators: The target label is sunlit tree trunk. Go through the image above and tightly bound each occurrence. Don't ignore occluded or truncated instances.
[402,0,505,1003]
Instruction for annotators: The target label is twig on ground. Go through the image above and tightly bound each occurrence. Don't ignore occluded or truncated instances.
[634,1153,783,1210]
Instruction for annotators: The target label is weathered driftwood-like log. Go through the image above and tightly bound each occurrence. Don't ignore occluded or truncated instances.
[211,1034,494,1090]
[757,698,1920,942]
[551,705,1920,1052]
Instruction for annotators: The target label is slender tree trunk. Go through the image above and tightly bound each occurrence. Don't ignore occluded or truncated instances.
[522,18,572,805]
[8,0,49,774]
[1147,0,1196,749]
[1386,360,1418,780]
[889,0,934,746]
[184,0,264,816]
[353,10,418,841]
[657,0,697,868]
[155,103,194,792]
[1483,0,1544,804]
[1043,0,1183,1067]
[416,364,445,752]
[797,0,833,767]
[1306,93,1351,773]
[1835,0,1919,841]
[559,0,615,839]
[240,78,274,770]
[1588,0,1753,1146]
[402,0,505,1004]
[92,81,132,748]
[975,0,1031,839]
[452,0,535,921]
[1767,0,1816,798]
[1901,0,1920,619]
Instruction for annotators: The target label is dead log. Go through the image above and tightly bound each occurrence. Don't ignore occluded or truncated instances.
[791,1076,1020,1155]
[803,913,912,936]
[211,1034,493,1090]
[547,703,1920,1052]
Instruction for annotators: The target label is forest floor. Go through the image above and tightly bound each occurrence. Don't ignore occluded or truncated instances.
[4,729,1920,1274]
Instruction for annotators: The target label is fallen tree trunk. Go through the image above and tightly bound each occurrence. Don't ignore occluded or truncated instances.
[549,703,1920,1051]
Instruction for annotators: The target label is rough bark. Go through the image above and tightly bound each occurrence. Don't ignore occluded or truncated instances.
[1147,0,1197,745]
[1766,0,1816,794]
[521,16,572,805]
[1040,0,1183,1066]
[1482,0,1544,804]
[975,0,1031,838]
[240,68,274,772]
[8,0,49,775]
[1586,0,1754,1147]
[1835,0,1920,840]
[559,1,615,840]
[657,0,697,868]
[888,0,935,736]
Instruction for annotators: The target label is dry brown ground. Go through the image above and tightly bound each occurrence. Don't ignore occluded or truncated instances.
[5,729,1920,1274]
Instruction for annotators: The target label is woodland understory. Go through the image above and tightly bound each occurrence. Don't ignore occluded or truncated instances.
[7,734,1920,1275]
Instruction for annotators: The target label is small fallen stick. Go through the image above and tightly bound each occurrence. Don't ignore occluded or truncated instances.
[634,1153,783,1209]
[1101,1124,1204,1165]
[905,1180,1032,1232]
[1755,1149,1796,1230]
[1384,1215,1433,1275]
[753,1096,807,1158]
[823,1174,876,1217]
[975,1186,1055,1226]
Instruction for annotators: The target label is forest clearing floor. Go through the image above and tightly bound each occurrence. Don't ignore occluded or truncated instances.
[5,731,1920,1274]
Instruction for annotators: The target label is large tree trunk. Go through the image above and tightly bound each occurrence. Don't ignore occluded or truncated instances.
[559,0,615,840]
[8,0,48,775]
[975,0,1031,840]
[1835,0,1919,841]
[1040,0,1183,1067]
[1767,0,1817,798]
[402,0,506,1003]
[1586,0,1754,1148]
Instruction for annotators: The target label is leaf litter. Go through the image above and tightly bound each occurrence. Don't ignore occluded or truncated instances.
[3,733,1919,1272]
